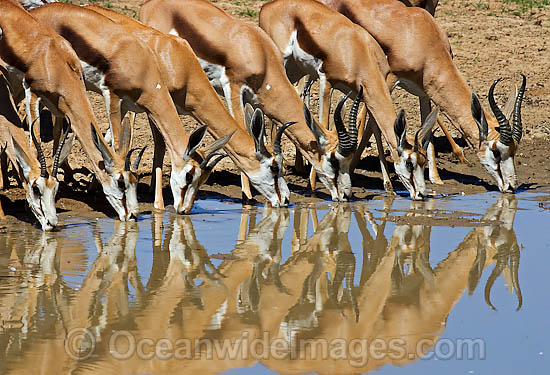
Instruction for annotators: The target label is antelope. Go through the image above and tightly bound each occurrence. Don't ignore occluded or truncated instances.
[0,117,71,230]
[140,0,365,201]
[0,19,70,230]
[0,0,141,221]
[30,3,262,213]
[260,0,440,200]
[82,5,292,211]
[318,0,527,193]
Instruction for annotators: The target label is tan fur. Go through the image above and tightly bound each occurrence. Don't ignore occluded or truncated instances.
[319,0,500,147]
[0,0,128,211]
[139,0,359,199]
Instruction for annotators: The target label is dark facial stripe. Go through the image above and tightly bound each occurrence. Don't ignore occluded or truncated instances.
[272,160,281,203]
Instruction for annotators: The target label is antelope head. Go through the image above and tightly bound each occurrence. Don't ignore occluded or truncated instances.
[471,75,526,193]
[91,120,145,221]
[10,118,72,231]
[304,88,362,201]
[171,125,233,214]
[244,104,294,207]
[394,107,439,200]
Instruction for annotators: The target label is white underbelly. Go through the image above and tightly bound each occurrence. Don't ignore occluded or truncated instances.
[395,77,426,97]
[4,64,25,104]
[197,57,230,95]
[283,30,323,78]
[80,60,108,94]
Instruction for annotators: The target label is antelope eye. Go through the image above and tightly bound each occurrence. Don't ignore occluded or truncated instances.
[270,165,279,175]
[117,179,126,191]
[185,172,194,184]
[32,185,41,196]
[492,149,501,161]
[406,160,414,172]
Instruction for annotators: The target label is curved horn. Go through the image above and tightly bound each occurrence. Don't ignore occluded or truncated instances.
[204,152,228,171]
[200,151,224,169]
[484,249,508,310]
[52,118,71,177]
[273,121,297,155]
[125,147,139,171]
[510,245,522,311]
[488,78,513,146]
[334,91,353,156]
[30,118,48,178]
[132,146,147,171]
[512,74,526,144]
[414,128,421,154]
[468,240,487,296]
[348,87,362,152]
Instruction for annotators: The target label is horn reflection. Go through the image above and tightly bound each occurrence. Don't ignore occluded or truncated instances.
[0,196,526,373]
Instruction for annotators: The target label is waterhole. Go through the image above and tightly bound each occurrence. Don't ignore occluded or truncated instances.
[0,191,548,374]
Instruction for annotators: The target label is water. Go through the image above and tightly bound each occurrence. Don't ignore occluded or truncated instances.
[0,191,549,374]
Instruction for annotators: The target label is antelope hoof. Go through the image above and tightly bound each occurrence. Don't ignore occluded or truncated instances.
[384,181,396,195]
[430,177,444,185]
[457,149,472,166]
[154,199,165,210]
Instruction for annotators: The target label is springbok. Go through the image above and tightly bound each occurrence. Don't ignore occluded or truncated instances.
[32,3,282,214]
[260,0,441,199]
[0,0,140,221]
[319,0,527,193]
[84,5,293,211]
[140,0,368,201]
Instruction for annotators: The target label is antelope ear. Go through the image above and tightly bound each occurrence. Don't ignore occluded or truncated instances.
[91,124,114,173]
[207,130,234,154]
[502,85,518,120]
[304,104,328,150]
[419,107,439,151]
[249,108,267,156]
[10,134,33,181]
[393,110,408,155]
[471,93,488,141]
[244,103,255,129]
[58,133,75,167]
[183,125,208,160]
[116,116,132,156]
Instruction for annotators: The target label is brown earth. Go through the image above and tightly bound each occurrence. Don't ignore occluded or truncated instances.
[1,0,549,223]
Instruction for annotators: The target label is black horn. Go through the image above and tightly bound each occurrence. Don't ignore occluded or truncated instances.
[30,118,48,178]
[413,128,421,154]
[510,245,522,311]
[488,78,513,146]
[125,146,147,172]
[334,91,354,156]
[512,74,526,144]
[132,146,147,171]
[484,249,508,311]
[273,121,297,155]
[201,152,228,171]
[125,146,146,172]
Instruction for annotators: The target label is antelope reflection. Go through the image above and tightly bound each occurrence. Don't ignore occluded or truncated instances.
[0,196,524,374]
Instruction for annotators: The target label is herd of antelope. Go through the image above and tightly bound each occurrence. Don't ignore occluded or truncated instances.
[0,0,527,230]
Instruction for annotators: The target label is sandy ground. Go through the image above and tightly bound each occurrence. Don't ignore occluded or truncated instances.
[1,0,549,223]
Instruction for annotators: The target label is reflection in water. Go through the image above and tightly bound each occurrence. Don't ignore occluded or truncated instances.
[0,195,527,373]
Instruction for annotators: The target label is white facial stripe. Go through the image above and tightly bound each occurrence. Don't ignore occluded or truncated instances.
[26,177,59,231]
